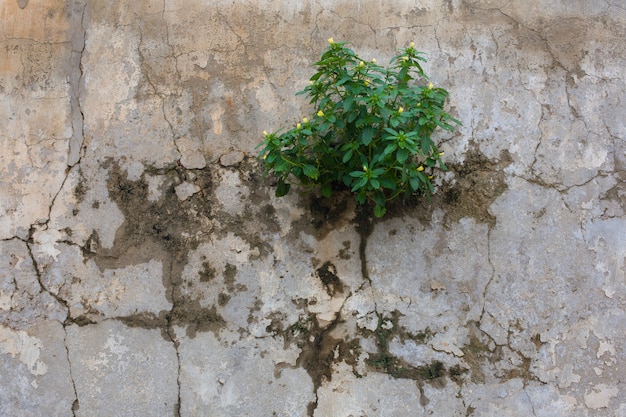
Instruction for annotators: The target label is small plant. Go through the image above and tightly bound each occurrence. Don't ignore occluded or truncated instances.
[258,39,461,217]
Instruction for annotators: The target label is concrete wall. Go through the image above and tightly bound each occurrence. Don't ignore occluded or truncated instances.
[1,0,625,416]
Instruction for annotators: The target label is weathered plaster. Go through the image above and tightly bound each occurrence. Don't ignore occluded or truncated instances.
[1,0,625,416]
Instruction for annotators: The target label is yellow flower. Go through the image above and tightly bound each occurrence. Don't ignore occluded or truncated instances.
[428,175,433,179]
[359,61,365,68]
[328,37,334,45]
[371,58,377,64]
[398,107,404,114]
[409,41,415,48]
[417,165,424,172]
[302,117,309,124]
[363,165,368,172]
[263,131,269,136]
[364,80,370,86]
[296,123,302,130]
[438,151,445,156]
[428,82,434,90]
[263,153,268,160]
[309,80,314,86]
[317,110,324,117]
[402,56,409,62]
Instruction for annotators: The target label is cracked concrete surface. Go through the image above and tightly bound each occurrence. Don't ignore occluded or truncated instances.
[1,0,625,416]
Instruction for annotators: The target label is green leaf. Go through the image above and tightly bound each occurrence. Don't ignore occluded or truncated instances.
[336,75,352,86]
[374,204,387,218]
[372,168,386,177]
[409,177,419,191]
[351,177,368,191]
[361,127,375,146]
[369,178,380,189]
[302,164,319,180]
[421,136,433,153]
[276,179,291,197]
[321,184,332,198]
[342,149,354,163]
[373,191,386,207]
[343,96,354,111]
[396,148,409,163]
[378,177,396,190]
[383,143,397,156]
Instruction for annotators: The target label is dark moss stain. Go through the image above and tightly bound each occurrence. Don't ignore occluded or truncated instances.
[437,148,511,226]
[172,301,225,339]
[217,292,231,306]
[367,312,449,383]
[295,314,342,417]
[286,190,357,242]
[223,263,237,285]
[460,322,501,384]
[199,261,217,282]
[448,364,469,385]
[208,161,281,258]
[315,261,344,296]
[89,161,224,339]
[338,240,352,260]
[73,169,87,207]
[95,159,284,339]
[382,146,511,226]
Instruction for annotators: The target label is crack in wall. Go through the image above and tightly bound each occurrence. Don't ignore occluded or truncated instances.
[164,256,182,417]
[68,1,87,167]
[62,326,80,417]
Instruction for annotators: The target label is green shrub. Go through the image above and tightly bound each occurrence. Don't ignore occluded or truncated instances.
[258,39,461,217]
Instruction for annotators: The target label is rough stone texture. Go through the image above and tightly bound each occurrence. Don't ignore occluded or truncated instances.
[1,0,625,416]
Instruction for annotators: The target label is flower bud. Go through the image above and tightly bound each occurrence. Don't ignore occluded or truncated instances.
[402,56,409,62]
[296,123,302,130]
[417,166,424,172]
[438,151,445,156]
[371,58,377,64]
[428,175,433,180]
[263,131,269,136]
[328,37,334,44]
[317,110,324,117]
[359,61,365,68]
[428,82,433,90]
[409,41,415,48]
[364,80,370,86]
[398,107,404,114]
[302,117,309,124]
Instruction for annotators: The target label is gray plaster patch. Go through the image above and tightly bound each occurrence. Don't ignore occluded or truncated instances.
[0,239,66,328]
[0,320,75,416]
[66,320,179,417]
[177,327,313,416]
[314,362,424,416]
